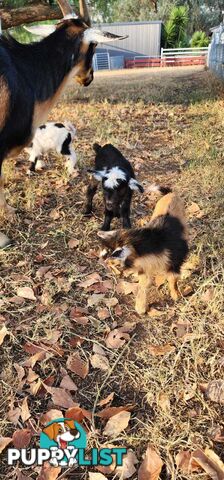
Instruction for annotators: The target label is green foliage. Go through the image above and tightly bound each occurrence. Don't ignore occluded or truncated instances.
[190,30,210,47]
[164,5,189,48]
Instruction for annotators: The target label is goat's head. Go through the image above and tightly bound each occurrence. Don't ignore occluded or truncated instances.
[89,166,144,212]
[25,0,128,88]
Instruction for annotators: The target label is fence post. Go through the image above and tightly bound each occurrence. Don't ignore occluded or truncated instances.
[161,47,163,67]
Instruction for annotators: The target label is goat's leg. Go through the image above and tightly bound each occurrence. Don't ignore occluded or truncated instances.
[83,180,98,215]
[168,272,180,301]
[0,175,15,215]
[121,191,132,228]
[0,155,13,247]
[101,209,114,231]
[121,198,132,228]
[65,147,77,174]
[135,273,152,315]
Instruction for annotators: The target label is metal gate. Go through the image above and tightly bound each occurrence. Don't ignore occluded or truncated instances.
[93,53,110,71]
[208,24,224,79]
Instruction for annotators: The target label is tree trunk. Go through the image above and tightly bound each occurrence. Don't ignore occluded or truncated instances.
[0,4,63,30]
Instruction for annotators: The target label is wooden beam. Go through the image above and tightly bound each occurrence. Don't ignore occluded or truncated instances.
[0,4,63,30]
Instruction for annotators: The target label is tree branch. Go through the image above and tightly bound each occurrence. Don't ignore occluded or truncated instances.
[0,4,63,29]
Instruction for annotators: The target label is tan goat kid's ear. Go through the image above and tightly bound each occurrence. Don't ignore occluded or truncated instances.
[97,230,118,240]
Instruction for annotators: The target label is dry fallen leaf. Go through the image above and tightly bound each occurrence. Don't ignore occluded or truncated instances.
[205,380,224,405]
[201,288,215,303]
[8,408,21,426]
[70,307,89,325]
[17,287,36,301]
[40,409,63,425]
[176,450,201,474]
[0,437,12,454]
[36,266,51,279]
[89,473,108,480]
[97,308,110,320]
[79,272,102,288]
[148,344,175,356]
[68,238,79,249]
[12,429,32,449]
[192,448,224,480]
[116,281,138,295]
[14,363,26,382]
[138,445,163,480]
[171,319,192,338]
[187,202,205,219]
[23,351,47,368]
[157,392,170,413]
[104,297,118,308]
[49,208,60,220]
[88,293,105,307]
[105,329,130,349]
[21,397,31,423]
[97,405,134,419]
[44,385,75,409]
[26,368,39,383]
[103,411,131,437]
[90,353,110,371]
[37,462,61,480]
[0,324,10,346]
[209,426,224,443]
[60,374,77,391]
[98,392,115,407]
[66,352,89,379]
[115,449,138,479]
[65,406,91,422]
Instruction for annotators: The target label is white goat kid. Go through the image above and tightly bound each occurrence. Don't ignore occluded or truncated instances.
[26,121,77,175]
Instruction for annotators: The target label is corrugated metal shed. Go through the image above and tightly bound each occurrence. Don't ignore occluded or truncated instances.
[96,21,162,58]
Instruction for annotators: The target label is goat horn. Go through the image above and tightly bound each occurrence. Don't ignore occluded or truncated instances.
[79,0,91,26]
[57,0,74,17]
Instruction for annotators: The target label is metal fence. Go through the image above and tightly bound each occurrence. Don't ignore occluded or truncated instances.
[208,23,224,79]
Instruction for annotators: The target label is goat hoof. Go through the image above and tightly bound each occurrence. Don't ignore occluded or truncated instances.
[83,210,92,217]
[135,303,147,316]
[0,233,13,249]
[101,225,110,231]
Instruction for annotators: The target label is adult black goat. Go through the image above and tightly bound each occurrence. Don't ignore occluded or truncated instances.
[0,0,127,247]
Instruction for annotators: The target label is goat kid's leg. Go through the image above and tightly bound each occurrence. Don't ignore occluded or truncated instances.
[83,180,98,215]
[101,209,114,231]
[0,176,15,215]
[135,273,152,315]
[121,202,131,229]
[65,147,77,174]
[121,192,132,229]
[168,272,180,301]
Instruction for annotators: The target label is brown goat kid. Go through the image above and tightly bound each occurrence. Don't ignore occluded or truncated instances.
[98,186,189,315]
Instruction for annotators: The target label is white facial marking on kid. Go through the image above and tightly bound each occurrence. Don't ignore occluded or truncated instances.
[104,167,126,189]
[112,246,132,262]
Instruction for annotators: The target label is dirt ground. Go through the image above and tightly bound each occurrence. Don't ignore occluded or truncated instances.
[0,66,224,479]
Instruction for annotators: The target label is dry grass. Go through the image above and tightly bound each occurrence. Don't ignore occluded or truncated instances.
[0,66,224,479]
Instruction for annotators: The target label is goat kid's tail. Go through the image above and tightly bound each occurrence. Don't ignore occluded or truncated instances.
[147,184,172,196]
[64,121,76,139]
[93,143,102,154]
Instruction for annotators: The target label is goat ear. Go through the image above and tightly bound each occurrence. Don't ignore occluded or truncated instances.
[97,230,118,240]
[87,169,104,181]
[24,25,56,37]
[83,28,128,44]
[129,178,144,193]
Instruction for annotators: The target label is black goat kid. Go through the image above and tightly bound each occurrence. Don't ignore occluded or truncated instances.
[84,143,144,231]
